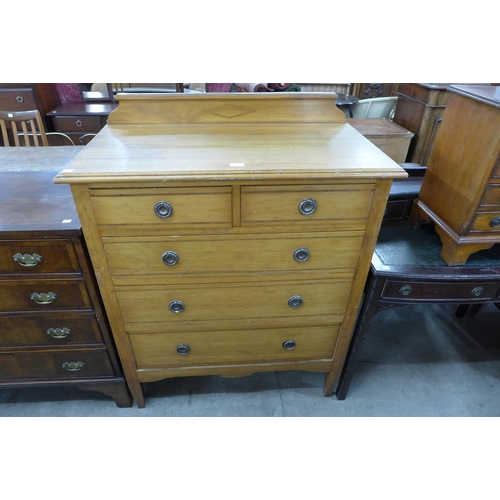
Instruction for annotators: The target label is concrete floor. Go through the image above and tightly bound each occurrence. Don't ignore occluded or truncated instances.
[1,302,499,417]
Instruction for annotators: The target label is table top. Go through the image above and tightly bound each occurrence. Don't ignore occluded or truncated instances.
[0,146,84,171]
[47,102,118,117]
[373,222,500,277]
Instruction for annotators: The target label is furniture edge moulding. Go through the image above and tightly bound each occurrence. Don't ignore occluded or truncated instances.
[107,92,347,125]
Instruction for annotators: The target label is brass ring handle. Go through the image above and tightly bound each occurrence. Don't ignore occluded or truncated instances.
[283,339,296,350]
[30,292,58,304]
[399,285,412,296]
[62,361,85,371]
[162,251,179,266]
[75,120,83,127]
[47,327,71,339]
[490,217,500,228]
[288,295,303,308]
[298,198,317,215]
[16,96,24,103]
[471,286,484,297]
[13,253,43,267]
[176,344,190,355]
[293,247,310,262]
[169,300,185,313]
[154,201,173,218]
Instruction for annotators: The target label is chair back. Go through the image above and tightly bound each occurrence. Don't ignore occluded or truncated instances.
[352,96,398,120]
[0,109,49,146]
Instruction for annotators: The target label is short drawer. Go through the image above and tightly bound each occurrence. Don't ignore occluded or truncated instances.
[90,187,232,227]
[103,232,364,276]
[240,184,374,225]
[471,212,500,231]
[129,324,340,368]
[481,185,500,206]
[381,280,499,301]
[0,240,80,275]
[0,348,115,380]
[116,280,352,324]
[0,280,92,313]
[52,116,103,133]
[0,88,37,112]
[0,313,103,348]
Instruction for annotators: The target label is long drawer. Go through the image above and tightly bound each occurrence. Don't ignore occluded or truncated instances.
[0,348,115,380]
[129,324,341,368]
[102,233,364,276]
[0,313,103,348]
[116,280,352,324]
[0,240,80,275]
[52,116,103,133]
[0,280,92,313]
[0,88,37,112]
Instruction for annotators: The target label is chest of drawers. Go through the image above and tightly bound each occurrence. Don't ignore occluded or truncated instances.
[55,93,406,407]
[410,85,500,265]
[0,169,131,407]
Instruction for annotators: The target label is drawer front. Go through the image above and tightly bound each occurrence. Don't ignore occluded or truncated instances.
[240,184,374,224]
[53,116,103,133]
[117,280,352,324]
[482,185,500,206]
[1,240,80,275]
[0,348,115,380]
[90,187,232,227]
[0,280,92,313]
[381,280,499,301]
[471,212,500,231]
[103,233,364,276]
[130,324,341,368]
[0,314,103,348]
[0,89,37,112]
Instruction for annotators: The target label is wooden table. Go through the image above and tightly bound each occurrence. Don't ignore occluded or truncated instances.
[335,221,500,400]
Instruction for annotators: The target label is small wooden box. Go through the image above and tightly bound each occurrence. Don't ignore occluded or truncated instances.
[347,118,414,163]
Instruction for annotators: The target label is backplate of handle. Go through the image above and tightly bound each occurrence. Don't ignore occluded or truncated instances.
[30,292,58,304]
[47,327,71,339]
[13,253,43,267]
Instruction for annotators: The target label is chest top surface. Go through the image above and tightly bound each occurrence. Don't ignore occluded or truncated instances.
[53,93,407,185]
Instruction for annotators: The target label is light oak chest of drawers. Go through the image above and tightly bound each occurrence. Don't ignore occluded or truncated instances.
[55,93,406,407]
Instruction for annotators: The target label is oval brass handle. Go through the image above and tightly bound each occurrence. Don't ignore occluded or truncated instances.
[47,327,71,339]
[62,361,85,371]
[471,286,484,297]
[399,285,412,296]
[283,339,296,350]
[288,295,303,308]
[16,95,24,103]
[298,198,317,215]
[490,217,500,228]
[169,300,185,313]
[176,344,190,355]
[293,248,310,262]
[75,120,83,127]
[162,251,179,266]
[30,292,58,304]
[154,201,173,218]
[13,253,43,267]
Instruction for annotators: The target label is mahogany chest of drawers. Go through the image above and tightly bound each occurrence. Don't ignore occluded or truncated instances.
[410,85,500,265]
[55,93,406,407]
[0,169,131,407]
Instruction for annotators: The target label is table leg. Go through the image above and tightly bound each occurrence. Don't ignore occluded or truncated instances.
[335,272,385,400]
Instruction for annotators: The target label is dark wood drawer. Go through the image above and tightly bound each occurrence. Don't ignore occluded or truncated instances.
[0,280,92,313]
[53,116,103,133]
[0,240,80,275]
[0,348,115,380]
[0,88,37,112]
[0,313,103,348]
[381,280,500,301]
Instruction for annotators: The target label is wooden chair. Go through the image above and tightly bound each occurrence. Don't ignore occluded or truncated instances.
[0,109,75,147]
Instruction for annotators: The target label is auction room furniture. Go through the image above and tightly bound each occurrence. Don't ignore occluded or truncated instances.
[351,97,398,120]
[334,93,359,118]
[0,148,132,407]
[47,102,118,145]
[335,221,500,400]
[393,83,451,165]
[410,85,500,266]
[348,118,414,163]
[55,92,406,408]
